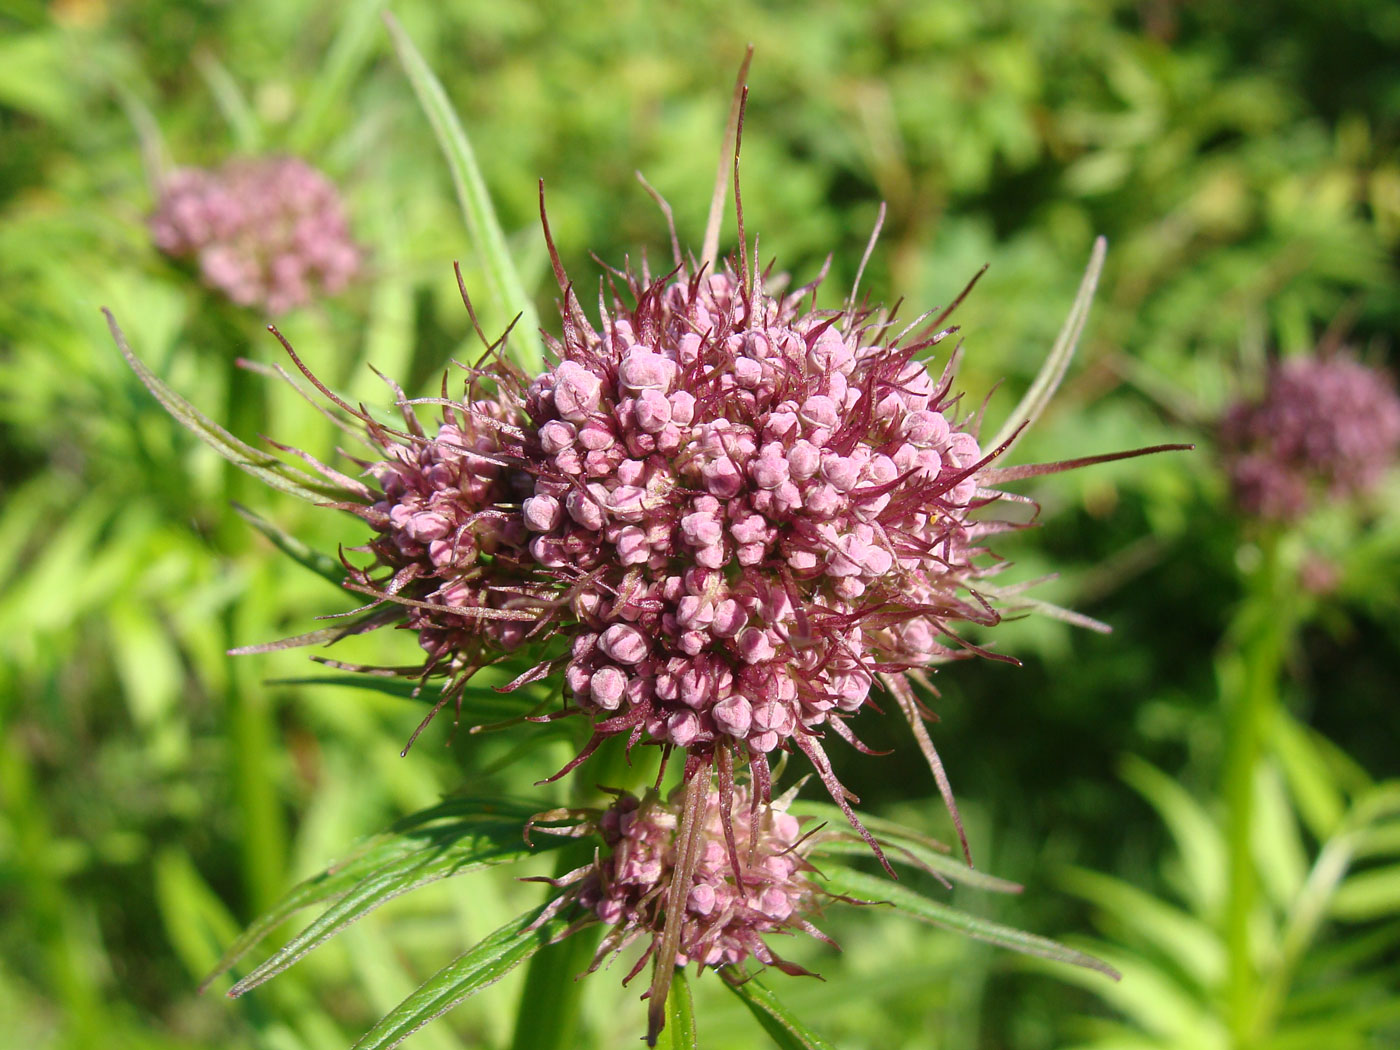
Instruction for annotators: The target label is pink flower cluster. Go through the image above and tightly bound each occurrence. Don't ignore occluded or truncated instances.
[521,267,997,773]
[150,156,360,314]
[547,785,819,976]
[1221,354,1400,520]
[357,395,540,668]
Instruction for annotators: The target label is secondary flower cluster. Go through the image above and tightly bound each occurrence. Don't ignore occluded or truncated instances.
[1220,354,1400,520]
[537,783,822,979]
[150,156,360,314]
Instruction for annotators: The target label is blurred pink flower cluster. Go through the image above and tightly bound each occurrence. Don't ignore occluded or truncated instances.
[150,156,360,314]
[1221,354,1400,520]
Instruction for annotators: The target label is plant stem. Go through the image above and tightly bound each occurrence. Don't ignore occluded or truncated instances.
[221,337,286,916]
[506,848,601,1050]
[507,735,646,1050]
[1222,533,1291,1047]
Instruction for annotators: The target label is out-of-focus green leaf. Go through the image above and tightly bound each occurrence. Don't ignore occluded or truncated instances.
[383,13,543,372]
[290,0,385,152]
[1122,756,1226,918]
[1329,865,1400,922]
[1059,866,1224,987]
[721,970,835,1050]
[211,796,562,993]
[350,908,572,1050]
[1273,710,1346,840]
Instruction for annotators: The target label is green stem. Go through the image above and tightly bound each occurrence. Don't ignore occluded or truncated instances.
[220,335,285,916]
[1222,533,1291,1047]
[507,735,651,1050]
[506,847,602,1050]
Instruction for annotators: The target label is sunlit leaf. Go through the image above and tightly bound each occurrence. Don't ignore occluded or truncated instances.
[208,797,562,992]
[351,908,573,1050]
[822,866,1119,979]
[721,969,835,1050]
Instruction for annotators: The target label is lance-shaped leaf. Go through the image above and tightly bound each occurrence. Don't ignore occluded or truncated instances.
[793,800,1022,893]
[383,13,543,373]
[821,866,1120,979]
[657,969,698,1050]
[106,309,338,504]
[232,503,345,587]
[206,796,564,994]
[268,672,554,726]
[352,909,573,1050]
[987,236,1106,457]
[721,969,836,1050]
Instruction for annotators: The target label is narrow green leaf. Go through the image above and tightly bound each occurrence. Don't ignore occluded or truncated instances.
[988,235,1106,455]
[351,909,573,1050]
[383,14,544,372]
[206,797,558,991]
[657,968,697,1050]
[1329,864,1400,922]
[822,867,1120,980]
[193,50,261,152]
[106,309,337,504]
[794,801,1020,894]
[1058,866,1224,985]
[721,969,835,1050]
[232,503,345,587]
[1121,755,1226,917]
[290,0,384,152]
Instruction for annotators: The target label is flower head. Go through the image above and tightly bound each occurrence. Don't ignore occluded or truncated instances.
[150,156,360,314]
[236,333,561,747]
[532,776,826,1042]
[1220,354,1400,520]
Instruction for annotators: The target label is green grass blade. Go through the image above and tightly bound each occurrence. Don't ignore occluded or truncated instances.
[383,13,543,372]
[350,909,573,1050]
[207,797,556,991]
[822,866,1120,980]
[721,970,835,1050]
[290,0,384,152]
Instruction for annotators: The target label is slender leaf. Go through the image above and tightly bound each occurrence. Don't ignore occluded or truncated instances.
[657,968,698,1050]
[988,235,1106,455]
[383,14,544,372]
[1329,864,1400,922]
[207,797,560,991]
[722,970,836,1050]
[193,50,261,152]
[794,801,1021,893]
[232,503,345,587]
[1121,755,1227,917]
[290,0,384,151]
[351,909,573,1050]
[822,866,1120,979]
[106,309,337,504]
[1059,866,1224,985]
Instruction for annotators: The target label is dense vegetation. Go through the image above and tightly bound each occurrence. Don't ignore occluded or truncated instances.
[2,2,1397,1047]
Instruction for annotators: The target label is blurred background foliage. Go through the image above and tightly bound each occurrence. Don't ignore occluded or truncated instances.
[1,0,1398,1047]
